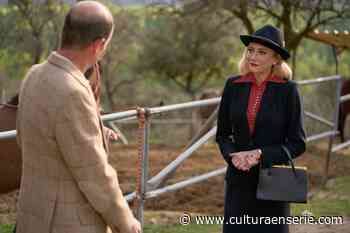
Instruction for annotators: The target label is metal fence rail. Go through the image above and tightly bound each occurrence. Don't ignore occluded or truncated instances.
[0,130,16,140]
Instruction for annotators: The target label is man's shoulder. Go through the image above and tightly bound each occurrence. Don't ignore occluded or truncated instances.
[22,60,88,101]
[23,60,67,83]
[45,60,87,91]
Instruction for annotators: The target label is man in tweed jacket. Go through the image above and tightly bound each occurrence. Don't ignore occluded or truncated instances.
[15,1,140,233]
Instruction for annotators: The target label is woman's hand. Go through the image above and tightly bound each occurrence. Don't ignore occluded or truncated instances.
[109,130,119,141]
[231,152,250,171]
[231,149,262,171]
[106,128,119,142]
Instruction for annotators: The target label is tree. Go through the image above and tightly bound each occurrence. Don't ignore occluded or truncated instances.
[136,5,238,135]
[137,5,237,100]
[101,8,142,111]
[180,0,350,78]
[9,0,66,65]
[0,7,14,49]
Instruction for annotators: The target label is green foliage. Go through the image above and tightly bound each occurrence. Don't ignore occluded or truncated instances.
[0,225,14,233]
[0,1,68,81]
[0,49,33,80]
[0,1,349,104]
[9,1,66,63]
[100,6,143,110]
[137,6,238,98]
[144,224,220,233]
[296,39,350,80]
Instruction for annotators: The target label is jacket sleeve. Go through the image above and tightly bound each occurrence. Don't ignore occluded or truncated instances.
[16,67,33,149]
[216,78,236,167]
[55,89,135,233]
[260,82,306,167]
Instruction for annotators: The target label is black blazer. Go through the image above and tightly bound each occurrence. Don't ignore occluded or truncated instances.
[216,75,306,182]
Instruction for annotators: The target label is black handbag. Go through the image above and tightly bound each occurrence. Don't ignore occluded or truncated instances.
[256,145,308,203]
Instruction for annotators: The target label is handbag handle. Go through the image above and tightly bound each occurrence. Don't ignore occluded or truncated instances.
[281,145,299,178]
[260,145,298,178]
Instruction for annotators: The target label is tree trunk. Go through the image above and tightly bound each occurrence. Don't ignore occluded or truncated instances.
[189,93,199,139]
[102,72,116,112]
[33,38,42,65]
[292,47,298,80]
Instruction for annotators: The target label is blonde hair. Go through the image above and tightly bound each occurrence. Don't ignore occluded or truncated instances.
[238,48,292,79]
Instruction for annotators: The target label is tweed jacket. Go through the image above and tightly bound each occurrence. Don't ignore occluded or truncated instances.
[16,52,134,233]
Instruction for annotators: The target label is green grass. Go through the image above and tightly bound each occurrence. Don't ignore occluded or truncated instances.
[292,176,350,217]
[0,224,220,233]
[292,200,350,217]
[144,224,220,233]
[0,225,14,233]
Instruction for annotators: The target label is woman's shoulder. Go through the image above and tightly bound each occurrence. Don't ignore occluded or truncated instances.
[274,78,297,89]
[279,79,301,99]
[227,75,241,83]
[283,79,298,90]
[220,75,241,94]
[223,75,241,88]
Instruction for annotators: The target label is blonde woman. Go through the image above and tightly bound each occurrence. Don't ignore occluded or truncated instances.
[216,25,306,233]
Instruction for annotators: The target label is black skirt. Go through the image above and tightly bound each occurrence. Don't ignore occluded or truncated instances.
[223,178,290,233]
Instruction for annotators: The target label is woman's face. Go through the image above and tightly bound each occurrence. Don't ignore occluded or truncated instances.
[246,42,278,74]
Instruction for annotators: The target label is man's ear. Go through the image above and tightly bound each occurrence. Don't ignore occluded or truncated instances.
[91,38,105,54]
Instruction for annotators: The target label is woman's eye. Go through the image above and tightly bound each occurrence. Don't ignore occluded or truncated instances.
[247,48,254,54]
[258,51,266,55]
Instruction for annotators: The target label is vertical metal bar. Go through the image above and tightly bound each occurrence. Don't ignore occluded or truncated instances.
[332,45,339,75]
[135,108,144,229]
[142,109,150,231]
[136,108,150,232]
[324,76,342,183]
[1,89,6,104]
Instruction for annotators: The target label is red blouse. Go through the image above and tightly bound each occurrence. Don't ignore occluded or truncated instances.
[233,73,286,135]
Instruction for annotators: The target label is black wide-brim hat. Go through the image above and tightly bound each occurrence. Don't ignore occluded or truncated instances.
[240,25,290,60]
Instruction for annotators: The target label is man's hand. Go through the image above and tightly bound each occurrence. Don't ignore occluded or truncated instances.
[130,217,141,233]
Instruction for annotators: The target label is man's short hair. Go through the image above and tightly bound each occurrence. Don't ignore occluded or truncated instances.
[61,5,113,49]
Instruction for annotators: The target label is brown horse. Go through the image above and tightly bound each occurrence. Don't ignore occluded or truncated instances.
[339,78,350,142]
[0,94,22,194]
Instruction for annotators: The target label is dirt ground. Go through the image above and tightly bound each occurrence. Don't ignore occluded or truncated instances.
[1,141,350,233]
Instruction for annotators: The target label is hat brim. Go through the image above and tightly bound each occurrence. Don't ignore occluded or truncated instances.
[240,35,290,60]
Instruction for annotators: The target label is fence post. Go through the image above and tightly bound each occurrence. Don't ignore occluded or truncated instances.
[136,107,150,232]
[324,76,342,183]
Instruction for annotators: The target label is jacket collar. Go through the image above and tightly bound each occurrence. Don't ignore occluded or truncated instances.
[48,51,90,90]
[233,73,287,84]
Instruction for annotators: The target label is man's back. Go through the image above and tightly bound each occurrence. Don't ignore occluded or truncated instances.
[16,52,134,233]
